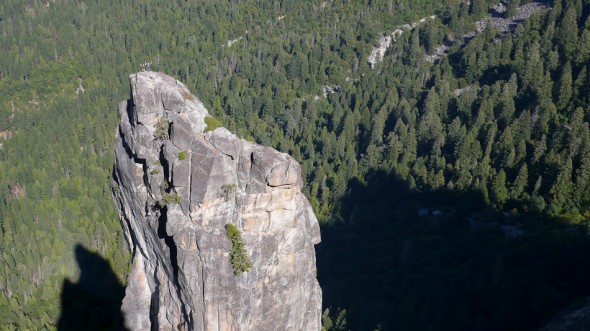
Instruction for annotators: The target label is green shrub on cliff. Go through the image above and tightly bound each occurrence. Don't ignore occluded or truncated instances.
[159,193,181,206]
[204,116,223,132]
[225,223,251,275]
[154,117,169,139]
[178,151,188,160]
[221,184,237,201]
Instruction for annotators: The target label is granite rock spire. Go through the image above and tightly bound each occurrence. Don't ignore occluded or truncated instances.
[112,71,322,331]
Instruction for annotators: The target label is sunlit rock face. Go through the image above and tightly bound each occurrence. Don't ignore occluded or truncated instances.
[112,71,322,331]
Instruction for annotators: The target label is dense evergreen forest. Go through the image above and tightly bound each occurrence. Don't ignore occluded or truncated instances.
[2,0,590,329]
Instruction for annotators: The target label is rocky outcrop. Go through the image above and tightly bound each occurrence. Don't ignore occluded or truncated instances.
[539,298,590,330]
[425,0,549,63]
[112,71,322,330]
[367,15,436,68]
[365,1,550,65]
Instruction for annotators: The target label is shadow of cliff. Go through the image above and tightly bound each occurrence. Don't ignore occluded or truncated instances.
[317,169,590,331]
[57,244,127,331]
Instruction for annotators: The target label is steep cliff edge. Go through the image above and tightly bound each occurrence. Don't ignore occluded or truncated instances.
[111,72,322,330]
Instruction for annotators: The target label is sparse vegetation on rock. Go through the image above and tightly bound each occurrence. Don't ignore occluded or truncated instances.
[159,193,181,206]
[161,179,170,190]
[204,116,223,132]
[220,184,237,201]
[225,223,252,275]
[178,151,188,160]
[154,117,169,139]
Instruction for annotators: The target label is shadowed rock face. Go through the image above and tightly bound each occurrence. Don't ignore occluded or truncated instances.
[112,72,322,331]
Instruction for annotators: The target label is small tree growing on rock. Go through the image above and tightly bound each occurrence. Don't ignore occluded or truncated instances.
[225,223,251,275]
[220,184,237,201]
[159,193,181,207]
[154,117,169,139]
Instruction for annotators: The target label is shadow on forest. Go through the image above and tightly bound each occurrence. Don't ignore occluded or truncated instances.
[317,170,590,331]
[57,244,127,331]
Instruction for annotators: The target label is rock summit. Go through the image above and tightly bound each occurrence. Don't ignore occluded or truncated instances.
[112,72,322,330]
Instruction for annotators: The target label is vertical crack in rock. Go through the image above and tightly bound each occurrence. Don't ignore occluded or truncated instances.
[158,148,170,192]
[125,99,135,128]
[149,262,160,331]
[112,71,322,331]
[156,208,183,313]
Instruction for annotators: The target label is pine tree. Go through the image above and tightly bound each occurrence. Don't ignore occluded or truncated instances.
[555,61,573,111]
[505,0,521,18]
[491,170,508,206]
[470,0,487,17]
[558,6,579,58]
[511,164,528,199]
[225,223,252,275]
